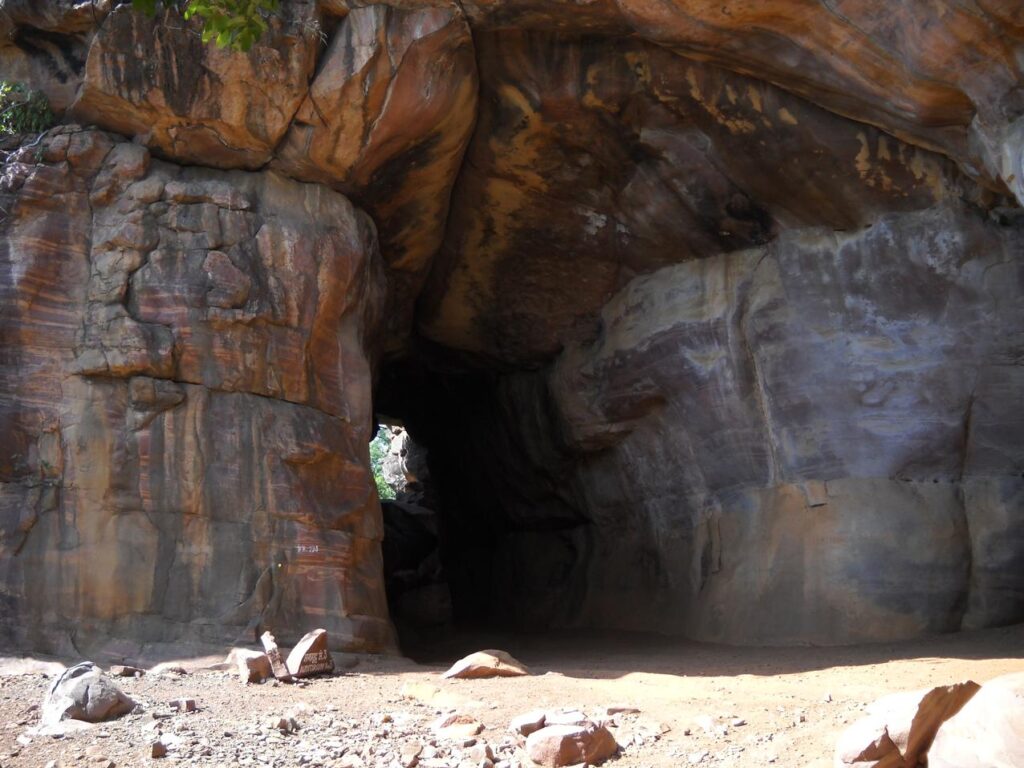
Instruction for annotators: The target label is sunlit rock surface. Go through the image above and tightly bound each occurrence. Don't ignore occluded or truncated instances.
[0,128,392,655]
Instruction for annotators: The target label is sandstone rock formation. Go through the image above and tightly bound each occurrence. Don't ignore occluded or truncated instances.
[1,0,1023,651]
[0,127,391,655]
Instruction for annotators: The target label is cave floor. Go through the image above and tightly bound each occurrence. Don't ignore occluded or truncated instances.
[1,624,1022,768]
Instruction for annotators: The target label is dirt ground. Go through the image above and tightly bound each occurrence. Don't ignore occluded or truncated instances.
[1,623,1022,768]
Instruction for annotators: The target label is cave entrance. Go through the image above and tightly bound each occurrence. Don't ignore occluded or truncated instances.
[373,355,587,655]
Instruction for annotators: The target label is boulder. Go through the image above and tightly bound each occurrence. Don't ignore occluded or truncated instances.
[285,629,335,679]
[834,680,981,767]
[525,724,618,767]
[510,710,547,737]
[442,650,529,680]
[41,663,135,727]
[928,672,1024,768]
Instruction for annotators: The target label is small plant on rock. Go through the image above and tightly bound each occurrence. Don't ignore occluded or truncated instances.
[132,0,280,52]
[0,82,55,138]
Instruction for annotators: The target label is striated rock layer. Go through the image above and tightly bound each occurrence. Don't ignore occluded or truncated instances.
[0,127,393,655]
[401,202,1024,645]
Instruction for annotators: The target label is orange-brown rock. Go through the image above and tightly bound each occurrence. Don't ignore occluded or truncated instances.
[384,0,1024,201]
[419,32,966,363]
[274,5,478,353]
[0,127,393,655]
[70,4,320,169]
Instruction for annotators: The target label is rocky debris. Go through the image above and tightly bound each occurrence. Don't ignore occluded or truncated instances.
[432,713,484,741]
[928,673,1024,768]
[525,723,618,767]
[442,651,529,680]
[228,648,273,684]
[286,629,336,679]
[40,663,136,727]
[150,739,168,758]
[168,699,197,713]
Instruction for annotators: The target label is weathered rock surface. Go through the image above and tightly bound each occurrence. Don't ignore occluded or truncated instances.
[340,0,1024,204]
[419,32,970,363]
[274,5,477,350]
[834,681,980,767]
[0,127,393,654]
[400,203,1024,644]
[1,0,1023,650]
[286,629,335,679]
[41,662,135,726]
[442,650,529,680]
[928,672,1024,768]
[71,4,319,169]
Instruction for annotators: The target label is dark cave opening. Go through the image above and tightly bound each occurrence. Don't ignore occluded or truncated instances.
[374,355,590,652]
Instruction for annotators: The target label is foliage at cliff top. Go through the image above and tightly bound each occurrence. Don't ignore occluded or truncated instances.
[132,0,279,52]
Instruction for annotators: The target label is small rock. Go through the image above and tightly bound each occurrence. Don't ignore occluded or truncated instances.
[433,713,484,740]
[227,649,273,684]
[400,742,422,768]
[731,718,746,727]
[544,709,590,727]
[525,724,618,767]
[605,705,640,716]
[151,740,168,758]
[269,716,299,734]
[152,664,188,677]
[688,750,709,765]
[510,710,547,737]
[442,651,529,680]
[109,666,144,678]
[169,699,197,713]
[468,743,494,762]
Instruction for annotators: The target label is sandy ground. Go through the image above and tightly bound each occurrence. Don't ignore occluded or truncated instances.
[1,623,1022,768]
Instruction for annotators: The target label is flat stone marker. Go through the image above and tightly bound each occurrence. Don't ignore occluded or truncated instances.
[260,631,293,683]
[285,629,335,678]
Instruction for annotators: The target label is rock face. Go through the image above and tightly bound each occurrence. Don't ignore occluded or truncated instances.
[0,127,392,654]
[1,1,1023,650]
